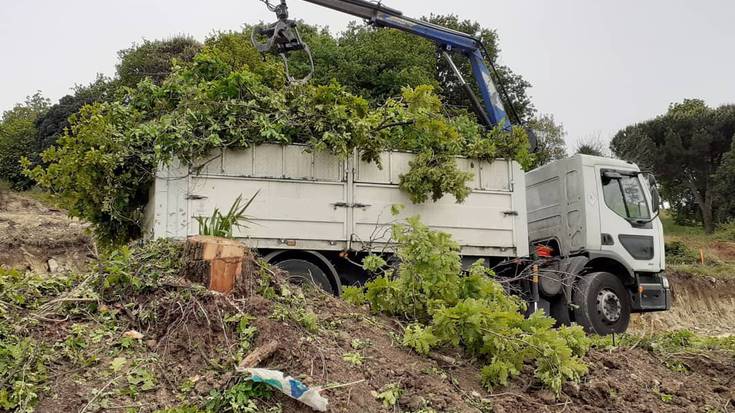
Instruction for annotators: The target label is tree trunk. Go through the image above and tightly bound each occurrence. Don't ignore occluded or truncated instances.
[702,189,715,234]
[687,180,715,234]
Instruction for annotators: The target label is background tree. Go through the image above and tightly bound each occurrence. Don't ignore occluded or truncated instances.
[575,134,607,157]
[425,15,534,122]
[116,36,202,87]
[35,75,116,154]
[611,99,735,233]
[0,93,50,189]
[713,140,735,224]
[294,16,534,123]
[528,114,567,167]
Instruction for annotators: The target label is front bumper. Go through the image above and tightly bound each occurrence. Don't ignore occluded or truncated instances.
[631,272,672,312]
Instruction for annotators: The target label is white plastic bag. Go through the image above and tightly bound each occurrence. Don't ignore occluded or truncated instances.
[244,368,329,412]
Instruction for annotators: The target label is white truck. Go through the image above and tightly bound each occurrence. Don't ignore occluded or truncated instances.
[145,145,671,334]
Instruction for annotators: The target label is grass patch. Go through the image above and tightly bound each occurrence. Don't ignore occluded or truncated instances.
[661,212,735,278]
[667,263,735,279]
[594,329,735,354]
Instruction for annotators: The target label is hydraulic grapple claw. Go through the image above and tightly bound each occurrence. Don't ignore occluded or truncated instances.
[252,0,315,84]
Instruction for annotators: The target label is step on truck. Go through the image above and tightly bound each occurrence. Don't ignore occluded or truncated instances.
[145,146,671,334]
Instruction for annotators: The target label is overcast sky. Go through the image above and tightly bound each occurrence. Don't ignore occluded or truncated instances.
[1,0,733,148]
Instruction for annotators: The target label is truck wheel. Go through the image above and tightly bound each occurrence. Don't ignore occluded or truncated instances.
[274,259,336,295]
[572,271,630,334]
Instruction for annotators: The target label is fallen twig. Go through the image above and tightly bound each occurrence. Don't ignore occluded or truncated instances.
[236,340,280,371]
[321,378,366,391]
[427,352,458,365]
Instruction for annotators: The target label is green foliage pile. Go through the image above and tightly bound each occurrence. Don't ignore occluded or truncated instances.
[29,33,531,244]
[637,330,735,353]
[344,216,589,394]
[0,93,50,190]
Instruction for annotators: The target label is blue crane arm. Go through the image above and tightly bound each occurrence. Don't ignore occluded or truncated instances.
[301,0,512,129]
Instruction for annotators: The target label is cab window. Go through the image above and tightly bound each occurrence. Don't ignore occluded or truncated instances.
[601,171,651,220]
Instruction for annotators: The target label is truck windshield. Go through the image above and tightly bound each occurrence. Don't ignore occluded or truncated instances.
[601,172,651,220]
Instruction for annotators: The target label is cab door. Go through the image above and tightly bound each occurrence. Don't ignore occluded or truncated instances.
[597,168,661,273]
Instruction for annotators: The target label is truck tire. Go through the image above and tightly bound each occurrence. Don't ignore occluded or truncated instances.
[572,271,631,334]
[274,259,336,295]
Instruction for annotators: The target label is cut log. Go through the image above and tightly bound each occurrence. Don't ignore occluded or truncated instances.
[182,236,253,293]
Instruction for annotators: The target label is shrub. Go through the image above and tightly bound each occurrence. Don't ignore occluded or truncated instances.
[355,217,589,395]
[715,221,735,241]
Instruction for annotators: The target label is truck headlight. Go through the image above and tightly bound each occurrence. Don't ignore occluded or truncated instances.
[660,274,669,289]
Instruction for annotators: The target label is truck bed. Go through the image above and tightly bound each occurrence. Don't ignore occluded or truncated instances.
[145,144,528,258]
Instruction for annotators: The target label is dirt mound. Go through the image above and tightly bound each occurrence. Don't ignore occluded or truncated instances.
[0,191,92,271]
[32,275,490,412]
[630,272,735,337]
[30,269,734,413]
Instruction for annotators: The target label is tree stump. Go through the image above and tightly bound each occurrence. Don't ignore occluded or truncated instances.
[182,236,253,293]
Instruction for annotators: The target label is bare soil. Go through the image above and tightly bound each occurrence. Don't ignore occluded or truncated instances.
[0,191,92,272]
[630,272,735,337]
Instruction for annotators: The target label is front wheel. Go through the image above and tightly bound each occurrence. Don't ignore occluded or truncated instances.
[572,272,631,334]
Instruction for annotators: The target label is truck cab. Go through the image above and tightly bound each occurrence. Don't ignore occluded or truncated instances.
[525,154,671,334]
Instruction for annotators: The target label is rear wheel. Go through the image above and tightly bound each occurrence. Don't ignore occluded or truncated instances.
[572,271,631,334]
[273,259,336,295]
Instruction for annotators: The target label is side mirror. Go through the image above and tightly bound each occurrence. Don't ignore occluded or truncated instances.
[647,174,661,213]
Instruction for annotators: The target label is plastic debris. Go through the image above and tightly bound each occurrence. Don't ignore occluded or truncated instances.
[244,368,328,412]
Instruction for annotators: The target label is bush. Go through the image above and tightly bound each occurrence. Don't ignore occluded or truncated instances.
[351,216,589,395]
